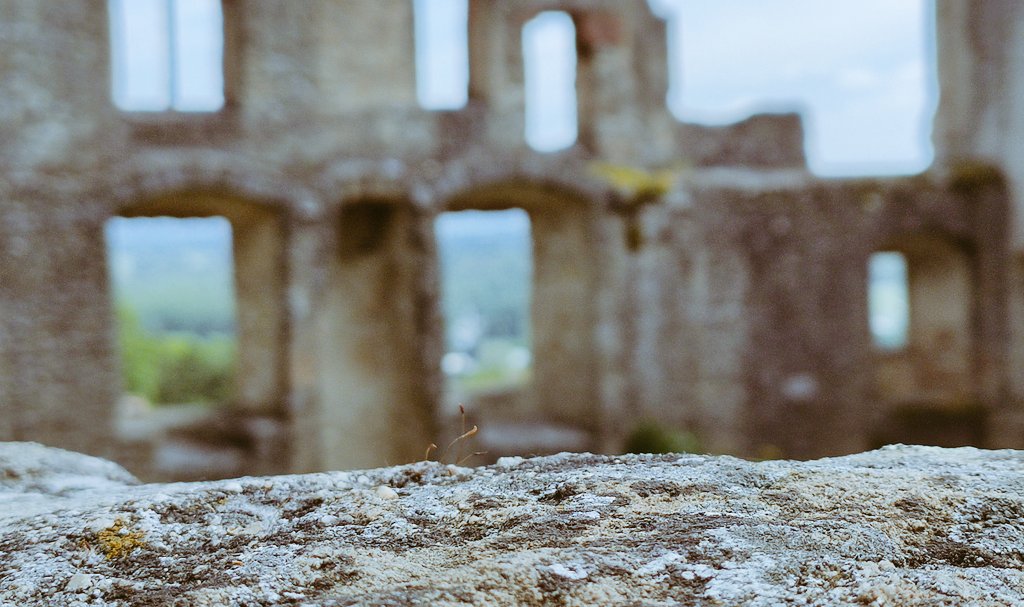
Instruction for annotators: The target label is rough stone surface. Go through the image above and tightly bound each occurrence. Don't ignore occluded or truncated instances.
[2,442,1024,606]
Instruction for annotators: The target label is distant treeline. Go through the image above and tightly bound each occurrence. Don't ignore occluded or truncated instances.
[117,306,235,406]
[436,219,532,351]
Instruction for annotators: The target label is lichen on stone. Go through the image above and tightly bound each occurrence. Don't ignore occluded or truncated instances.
[95,519,147,560]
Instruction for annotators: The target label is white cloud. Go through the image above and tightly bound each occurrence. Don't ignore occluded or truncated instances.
[659,0,935,175]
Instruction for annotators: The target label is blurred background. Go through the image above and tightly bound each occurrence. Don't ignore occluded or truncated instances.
[4,0,1019,480]
[105,0,930,411]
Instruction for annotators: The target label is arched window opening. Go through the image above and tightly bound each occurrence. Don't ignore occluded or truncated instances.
[872,236,973,404]
[109,0,225,112]
[523,11,578,152]
[413,0,469,110]
[868,251,910,350]
[435,209,533,402]
[105,216,237,408]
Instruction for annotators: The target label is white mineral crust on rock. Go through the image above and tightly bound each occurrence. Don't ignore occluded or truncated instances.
[1,442,1024,605]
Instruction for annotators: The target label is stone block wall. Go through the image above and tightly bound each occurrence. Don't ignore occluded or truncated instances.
[0,0,1019,478]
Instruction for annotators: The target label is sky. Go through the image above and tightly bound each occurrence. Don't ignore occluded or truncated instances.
[652,0,935,176]
[109,0,224,112]
[110,0,936,177]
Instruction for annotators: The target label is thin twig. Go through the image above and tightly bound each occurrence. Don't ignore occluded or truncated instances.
[440,425,478,463]
[457,451,487,466]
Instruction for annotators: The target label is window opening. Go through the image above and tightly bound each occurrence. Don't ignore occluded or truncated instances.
[868,251,910,350]
[435,209,533,398]
[523,11,578,151]
[109,0,225,112]
[413,0,469,109]
[106,216,236,407]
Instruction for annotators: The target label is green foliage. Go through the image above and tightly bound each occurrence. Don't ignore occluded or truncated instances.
[454,338,531,394]
[117,305,236,406]
[624,421,702,455]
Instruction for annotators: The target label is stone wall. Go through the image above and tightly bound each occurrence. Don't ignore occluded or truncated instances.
[933,0,1024,444]
[0,0,1019,479]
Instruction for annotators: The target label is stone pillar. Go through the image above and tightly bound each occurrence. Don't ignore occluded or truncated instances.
[0,199,120,458]
[0,1,115,170]
[311,201,437,471]
[236,0,321,127]
[467,1,525,148]
[573,8,641,162]
[285,219,330,473]
[232,208,288,413]
[935,0,1024,246]
[530,203,601,432]
[935,1,1024,444]
[314,0,417,114]
[238,0,418,123]
[0,1,120,457]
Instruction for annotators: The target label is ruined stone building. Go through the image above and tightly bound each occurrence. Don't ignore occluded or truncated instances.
[0,0,1021,479]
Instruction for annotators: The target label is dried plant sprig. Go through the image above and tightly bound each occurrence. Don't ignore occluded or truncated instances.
[422,404,486,466]
[457,451,487,466]
[441,424,478,464]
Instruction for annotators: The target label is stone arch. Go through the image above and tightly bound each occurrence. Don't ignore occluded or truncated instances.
[427,153,609,209]
[314,158,411,209]
[101,151,319,220]
[436,177,603,455]
[110,188,290,417]
[869,232,982,446]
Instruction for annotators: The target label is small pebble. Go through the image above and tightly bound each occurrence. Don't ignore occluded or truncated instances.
[65,573,95,593]
[85,516,116,534]
[547,564,588,580]
[496,456,524,469]
[376,485,398,500]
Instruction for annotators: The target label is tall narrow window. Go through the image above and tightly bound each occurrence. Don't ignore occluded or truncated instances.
[106,216,237,406]
[523,11,577,152]
[868,251,910,350]
[436,210,533,398]
[414,0,469,109]
[109,0,225,112]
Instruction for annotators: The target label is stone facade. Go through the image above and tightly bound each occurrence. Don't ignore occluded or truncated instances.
[0,0,1019,479]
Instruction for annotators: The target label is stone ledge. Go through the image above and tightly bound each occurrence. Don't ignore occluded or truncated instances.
[1,443,1023,605]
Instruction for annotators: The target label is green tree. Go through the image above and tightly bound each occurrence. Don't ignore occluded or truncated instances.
[117,304,236,406]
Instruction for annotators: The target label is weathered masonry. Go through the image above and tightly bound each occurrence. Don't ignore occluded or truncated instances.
[0,0,1020,479]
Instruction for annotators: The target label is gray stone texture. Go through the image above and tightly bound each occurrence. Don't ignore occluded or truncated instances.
[3,442,1024,605]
